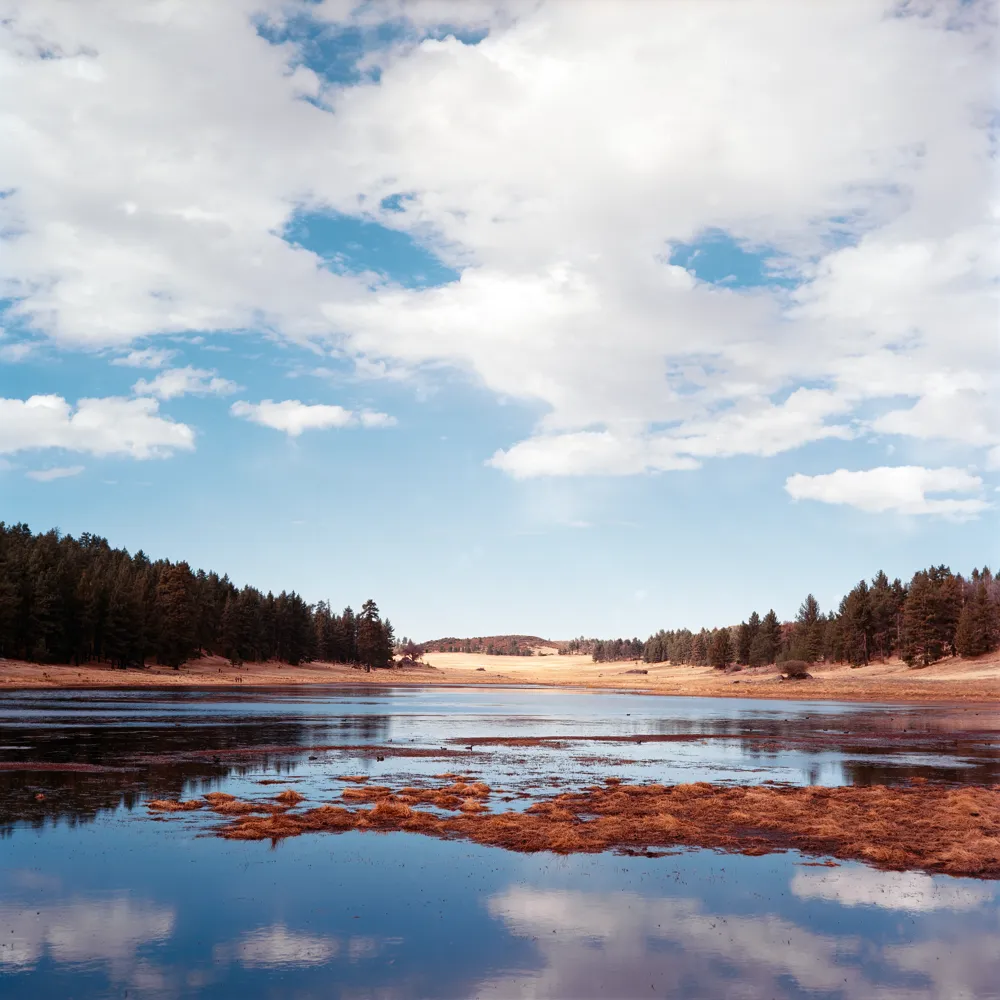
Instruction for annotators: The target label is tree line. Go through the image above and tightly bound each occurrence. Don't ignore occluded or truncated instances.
[582,564,999,669]
[0,523,394,670]
[424,635,542,656]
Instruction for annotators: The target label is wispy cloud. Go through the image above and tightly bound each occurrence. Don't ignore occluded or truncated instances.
[0,342,35,362]
[26,465,85,482]
[111,347,176,369]
[133,366,239,400]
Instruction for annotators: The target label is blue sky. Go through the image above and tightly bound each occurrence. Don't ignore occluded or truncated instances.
[1,2,997,639]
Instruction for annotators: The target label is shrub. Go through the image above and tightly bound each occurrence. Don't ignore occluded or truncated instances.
[782,660,811,679]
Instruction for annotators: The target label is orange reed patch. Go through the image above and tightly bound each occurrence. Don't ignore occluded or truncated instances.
[203,791,266,815]
[147,799,203,812]
[154,778,1000,878]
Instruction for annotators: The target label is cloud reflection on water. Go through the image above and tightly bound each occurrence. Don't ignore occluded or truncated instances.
[211,923,401,969]
[481,882,1000,999]
[0,896,174,973]
[791,866,996,912]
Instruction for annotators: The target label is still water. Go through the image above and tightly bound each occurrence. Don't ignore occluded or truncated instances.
[1,686,998,998]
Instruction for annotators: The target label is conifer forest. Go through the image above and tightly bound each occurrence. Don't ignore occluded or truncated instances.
[574,565,999,668]
[0,523,394,670]
[1,523,997,673]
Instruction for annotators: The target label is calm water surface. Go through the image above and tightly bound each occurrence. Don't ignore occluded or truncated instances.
[1,686,998,999]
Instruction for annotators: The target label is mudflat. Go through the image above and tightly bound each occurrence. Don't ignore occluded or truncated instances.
[2,649,999,702]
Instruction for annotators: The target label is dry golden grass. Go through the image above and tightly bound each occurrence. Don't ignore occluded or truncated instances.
[170,776,1000,878]
[201,791,264,815]
[341,784,393,802]
[394,779,491,813]
[421,650,1000,703]
[146,798,203,812]
[274,789,306,806]
[5,649,998,704]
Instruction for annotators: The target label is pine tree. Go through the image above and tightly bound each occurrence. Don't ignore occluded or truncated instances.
[357,599,392,669]
[155,563,196,669]
[793,594,823,662]
[840,580,872,665]
[736,621,752,665]
[739,612,761,665]
[750,610,781,666]
[220,595,244,665]
[954,582,997,657]
[104,566,142,668]
[337,606,358,663]
[868,571,905,661]
[901,566,962,666]
[690,629,708,666]
[709,627,733,670]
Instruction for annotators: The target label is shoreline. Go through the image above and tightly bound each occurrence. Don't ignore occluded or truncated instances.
[1,650,999,704]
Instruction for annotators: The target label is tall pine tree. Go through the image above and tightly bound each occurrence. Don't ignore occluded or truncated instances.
[954,581,997,657]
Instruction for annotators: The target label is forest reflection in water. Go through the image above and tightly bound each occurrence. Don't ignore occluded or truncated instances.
[2,686,997,833]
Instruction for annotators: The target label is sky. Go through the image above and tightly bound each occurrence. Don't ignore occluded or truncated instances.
[0,0,997,641]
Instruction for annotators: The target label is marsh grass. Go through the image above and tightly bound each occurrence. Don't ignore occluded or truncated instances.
[141,775,1000,877]
[147,799,203,812]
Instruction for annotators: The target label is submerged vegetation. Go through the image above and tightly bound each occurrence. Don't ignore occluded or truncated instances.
[148,775,1000,879]
[0,522,394,669]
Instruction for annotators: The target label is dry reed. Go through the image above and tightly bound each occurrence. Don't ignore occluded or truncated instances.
[200,778,1000,877]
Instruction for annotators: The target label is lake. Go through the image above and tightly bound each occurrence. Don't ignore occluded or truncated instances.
[1,686,998,999]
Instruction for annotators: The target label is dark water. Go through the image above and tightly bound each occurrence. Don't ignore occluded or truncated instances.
[1,686,998,999]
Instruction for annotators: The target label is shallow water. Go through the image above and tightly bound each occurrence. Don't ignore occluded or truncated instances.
[1,686,998,998]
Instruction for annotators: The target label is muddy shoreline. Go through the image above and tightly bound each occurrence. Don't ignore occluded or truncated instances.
[0,653,1000,705]
[2,651,999,704]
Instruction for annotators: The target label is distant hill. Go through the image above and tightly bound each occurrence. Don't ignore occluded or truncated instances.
[422,635,555,656]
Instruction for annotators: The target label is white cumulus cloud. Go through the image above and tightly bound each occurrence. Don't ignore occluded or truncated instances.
[785,465,988,517]
[0,395,195,458]
[0,1,996,477]
[132,365,238,400]
[230,398,396,436]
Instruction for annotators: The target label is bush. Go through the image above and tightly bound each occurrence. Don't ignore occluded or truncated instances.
[781,660,811,679]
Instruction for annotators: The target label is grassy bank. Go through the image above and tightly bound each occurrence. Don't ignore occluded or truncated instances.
[2,649,999,703]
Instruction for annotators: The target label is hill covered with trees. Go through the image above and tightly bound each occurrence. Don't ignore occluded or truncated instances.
[589,565,999,670]
[422,634,546,656]
[0,523,394,670]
